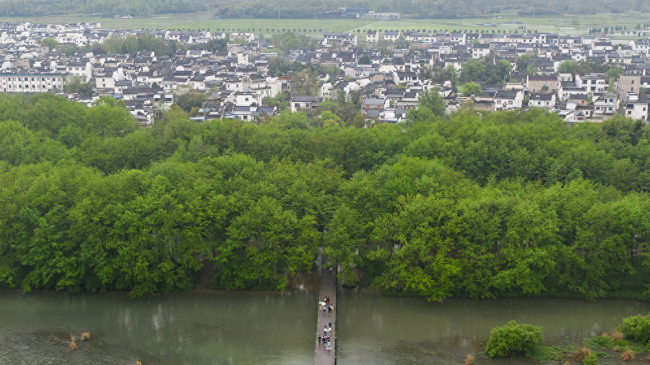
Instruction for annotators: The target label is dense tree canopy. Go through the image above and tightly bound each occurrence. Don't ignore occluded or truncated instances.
[1,94,650,301]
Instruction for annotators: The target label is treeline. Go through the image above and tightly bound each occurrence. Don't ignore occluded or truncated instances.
[1,94,650,301]
[0,0,648,18]
[215,0,649,19]
[0,0,206,17]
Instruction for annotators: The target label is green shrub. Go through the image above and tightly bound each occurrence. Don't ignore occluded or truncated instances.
[583,352,599,365]
[619,314,650,344]
[485,320,544,358]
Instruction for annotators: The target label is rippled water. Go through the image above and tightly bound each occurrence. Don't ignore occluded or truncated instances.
[0,290,317,364]
[337,288,650,365]
[1,288,649,364]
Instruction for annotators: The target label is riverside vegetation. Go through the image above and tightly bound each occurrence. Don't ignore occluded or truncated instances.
[2,94,650,301]
[484,313,650,363]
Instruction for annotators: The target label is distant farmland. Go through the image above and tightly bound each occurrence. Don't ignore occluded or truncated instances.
[2,11,649,38]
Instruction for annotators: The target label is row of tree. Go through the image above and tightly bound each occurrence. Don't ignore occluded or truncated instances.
[0,0,205,17]
[213,0,649,19]
[1,94,650,301]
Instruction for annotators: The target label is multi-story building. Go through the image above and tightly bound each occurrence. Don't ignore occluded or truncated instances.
[0,73,66,93]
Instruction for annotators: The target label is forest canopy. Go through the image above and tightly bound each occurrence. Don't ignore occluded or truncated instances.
[1,94,650,301]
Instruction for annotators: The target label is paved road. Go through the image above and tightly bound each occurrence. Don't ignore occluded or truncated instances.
[315,267,336,365]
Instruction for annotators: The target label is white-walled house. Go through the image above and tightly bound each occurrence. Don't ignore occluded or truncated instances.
[494,90,524,111]
[66,61,92,82]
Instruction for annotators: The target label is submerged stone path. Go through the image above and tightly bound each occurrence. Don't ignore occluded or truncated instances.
[315,265,337,365]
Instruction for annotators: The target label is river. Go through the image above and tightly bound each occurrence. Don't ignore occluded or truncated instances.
[0,288,649,364]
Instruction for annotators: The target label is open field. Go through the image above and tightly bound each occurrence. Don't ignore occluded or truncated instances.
[1,11,650,38]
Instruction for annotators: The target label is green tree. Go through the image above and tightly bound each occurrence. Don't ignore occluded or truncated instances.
[40,38,58,50]
[124,34,139,57]
[559,60,580,75]
[104,35,125,54]
[324,205,365,284]
[64,75,93,98]
[291,69,319,96]
[418,88,446,116]
[516,54,532,71]
[232,37,249,45]
[462,82,482,97]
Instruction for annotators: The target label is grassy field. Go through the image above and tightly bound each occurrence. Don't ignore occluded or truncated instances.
[2,11,649,38]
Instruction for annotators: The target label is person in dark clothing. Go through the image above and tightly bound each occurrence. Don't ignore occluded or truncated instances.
[318,334,322,345]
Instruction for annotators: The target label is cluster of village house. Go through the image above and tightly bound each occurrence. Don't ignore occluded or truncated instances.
[1,21,650,125]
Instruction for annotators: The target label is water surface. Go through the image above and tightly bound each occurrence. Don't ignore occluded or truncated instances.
[338,288,650,365]
[0,290,317,364]
[1,288,650,364]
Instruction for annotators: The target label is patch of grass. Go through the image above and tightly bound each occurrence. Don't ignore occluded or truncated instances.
[593,351,608,358]
[530,345,570,362]
[583,335,647,354]
[585,336,615,349]
[583,352,599,365]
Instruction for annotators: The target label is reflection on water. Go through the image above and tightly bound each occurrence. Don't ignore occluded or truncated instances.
[1,288,650,364]
[0,290,317,365]
[337,288,650,365]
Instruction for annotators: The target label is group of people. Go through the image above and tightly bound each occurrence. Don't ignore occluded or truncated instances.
[319,296,333,315]
[318,323,333,351]
[317,296,334,351]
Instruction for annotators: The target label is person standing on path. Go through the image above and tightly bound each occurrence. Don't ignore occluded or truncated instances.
[318,334,322,345]
[328,304,332,316]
